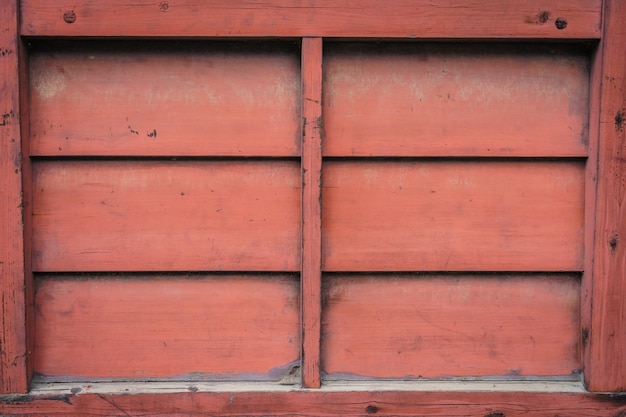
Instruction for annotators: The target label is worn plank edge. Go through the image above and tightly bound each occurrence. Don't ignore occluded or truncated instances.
[25,380,587,395]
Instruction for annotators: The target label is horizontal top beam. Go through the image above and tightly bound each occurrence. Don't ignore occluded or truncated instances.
[21,0,602,39]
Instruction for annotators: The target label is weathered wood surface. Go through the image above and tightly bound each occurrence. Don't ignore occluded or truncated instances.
[32,161,301,272]
[586,0,626,392]
[301,38,323,389]
[29,42,300,157]
[322,161,585,272]
[2,1,625,413]
[323,43,590,157]
[20,0,602,39]
[322,274,580,379]
[2,390,626,416]
[35,275,300,380]
[0,0,28,394]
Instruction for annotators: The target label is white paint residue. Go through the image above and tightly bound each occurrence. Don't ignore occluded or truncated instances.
[33,70,66,99]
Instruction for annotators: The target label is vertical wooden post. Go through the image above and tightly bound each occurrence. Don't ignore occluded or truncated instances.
[0,0,28,394]
[586,0,626,392]
[301,37,323,388]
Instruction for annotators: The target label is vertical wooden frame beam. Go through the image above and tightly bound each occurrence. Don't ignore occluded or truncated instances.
[0,0,27,394]
[582,32,602,390]
[301,37,323,388]
[19,36,34,390]
[587,0,626,392]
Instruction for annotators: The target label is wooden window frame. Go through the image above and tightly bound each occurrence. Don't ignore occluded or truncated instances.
[2,1,626,415]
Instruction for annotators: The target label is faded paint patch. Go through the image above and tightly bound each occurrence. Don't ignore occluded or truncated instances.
[33,69,66,99]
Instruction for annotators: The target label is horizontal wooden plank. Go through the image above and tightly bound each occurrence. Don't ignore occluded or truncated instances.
[4,388,626,417]
[20,0,602,39]
[322,161,585,272]
[323,43,590,157]
[32,161,301,272]
[322,274,581,379]
[34,274,300,381]
[29,42,300,157]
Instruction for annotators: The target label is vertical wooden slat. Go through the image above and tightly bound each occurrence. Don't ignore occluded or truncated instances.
[0,0,27,393]
[587,0,626,392]
[301,37,323,388]
[19,36,34,390]
[582,21,603,390]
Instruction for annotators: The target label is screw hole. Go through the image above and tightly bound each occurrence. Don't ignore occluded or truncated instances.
[63,10,76,24]
[555,17,568,29]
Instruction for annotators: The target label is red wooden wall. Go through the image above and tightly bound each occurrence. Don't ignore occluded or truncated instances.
[2,1,626,416]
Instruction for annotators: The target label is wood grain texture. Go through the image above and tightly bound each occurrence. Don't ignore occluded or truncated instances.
[322,161,585,272]
[301,38,323,389]
[323,43,590,157]
[581,26,604,392]
[0,0,28,394]
[29,42,300,157]
[20,0,602,39]
[32,161,301,272]
[322,274,580,379]
[2,390,626,416]
[19,39,35,391]
[34,274,300,381]
[587,0,626,392]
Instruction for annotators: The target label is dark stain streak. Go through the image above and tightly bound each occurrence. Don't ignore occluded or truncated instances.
[526,11,551,25]
[615,109,625,132]
[147,129,157,138]
[609,232,619,253]
[485,413,505,417]
[0,47,13,57]
[128,125,139,135]
[0,111,13,126]
[537,11,551,24]
[595,393,626,406]
[582,327,589,347]
[316,116,325,138]
[0,394,72,405]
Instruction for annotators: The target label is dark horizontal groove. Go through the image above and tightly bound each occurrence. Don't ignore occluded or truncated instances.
[29,155,301,162]
[323,38,599,47]
[321,155,588,163]
[25,37,302,52]
[34,271,300,279]
[322,271,582,277]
